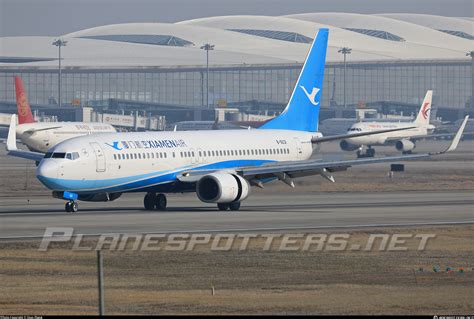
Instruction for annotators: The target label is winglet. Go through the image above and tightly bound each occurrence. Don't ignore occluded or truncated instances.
[6,114,18,151]
[433,115,469,154]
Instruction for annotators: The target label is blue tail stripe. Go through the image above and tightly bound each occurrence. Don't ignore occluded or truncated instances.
[260,28,328,132]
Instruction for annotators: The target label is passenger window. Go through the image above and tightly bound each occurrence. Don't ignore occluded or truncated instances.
[113,154,116,160]
[164,153,167,158]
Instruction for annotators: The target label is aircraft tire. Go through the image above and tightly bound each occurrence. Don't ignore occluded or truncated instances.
[155,194,167,210]
[229,202,241,211]
[144,193,156,210]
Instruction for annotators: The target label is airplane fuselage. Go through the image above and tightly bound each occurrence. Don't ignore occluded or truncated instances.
[16,122,116,153]
[343,121,435,147]
[37,129,316,195]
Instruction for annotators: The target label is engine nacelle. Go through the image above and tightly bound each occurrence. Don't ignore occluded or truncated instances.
[340,140,359,151]
[395,139,415,152]
[196,173,250,203]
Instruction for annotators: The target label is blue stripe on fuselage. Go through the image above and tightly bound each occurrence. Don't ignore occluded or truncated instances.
[37,159,274,194]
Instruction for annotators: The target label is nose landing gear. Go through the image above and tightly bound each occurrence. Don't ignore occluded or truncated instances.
[65,201,78,213]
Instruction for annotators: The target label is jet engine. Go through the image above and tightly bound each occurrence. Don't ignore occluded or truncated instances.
[196,173,250,203]
[340,140,359,151]
[395,139,415,152]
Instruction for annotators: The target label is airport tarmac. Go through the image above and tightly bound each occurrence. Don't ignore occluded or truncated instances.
[0,139,472,239]
[0,191,473,239]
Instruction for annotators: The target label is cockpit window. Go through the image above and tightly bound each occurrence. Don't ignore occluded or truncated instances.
[46,152,80,160]
[52,152,66,158]
[65,152,80,160]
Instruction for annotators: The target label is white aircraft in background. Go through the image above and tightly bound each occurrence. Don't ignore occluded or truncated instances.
[340,91,436,157]
[5,29,469,213]
[13,76,116,153]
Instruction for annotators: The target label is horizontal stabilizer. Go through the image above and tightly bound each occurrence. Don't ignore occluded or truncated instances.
[6,114,44,162]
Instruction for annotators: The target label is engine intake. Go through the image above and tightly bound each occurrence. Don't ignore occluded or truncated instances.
[340,140,359,151]
[196,173,250,203]
[395,139,415,152]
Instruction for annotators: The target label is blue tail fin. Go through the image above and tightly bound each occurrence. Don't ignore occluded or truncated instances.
[260,28,328,132]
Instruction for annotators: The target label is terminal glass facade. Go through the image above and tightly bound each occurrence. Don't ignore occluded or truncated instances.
[0,60,471,109]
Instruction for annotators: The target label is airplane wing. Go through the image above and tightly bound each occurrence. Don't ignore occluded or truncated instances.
[383,130,474,143]
[178,116,468,184]
[311,126,416,143]
[5,115,44,162]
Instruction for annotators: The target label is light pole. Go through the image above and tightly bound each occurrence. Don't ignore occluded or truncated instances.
[338,47,352,109]
[52,39,67,107]
[200,43,214,108]
[467,51,474,108]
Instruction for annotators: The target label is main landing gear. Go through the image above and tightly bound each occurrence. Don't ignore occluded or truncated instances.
[144,193,167,211]
[357,147,375,158]
[65,201,78,213]
[217,202,241,211]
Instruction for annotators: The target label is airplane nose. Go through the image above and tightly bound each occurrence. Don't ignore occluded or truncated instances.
[36,160,59,188]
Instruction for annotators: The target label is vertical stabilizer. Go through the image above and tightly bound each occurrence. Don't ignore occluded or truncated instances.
[15,76,35,124]
[260,28,329,132]
[414,90,432,126]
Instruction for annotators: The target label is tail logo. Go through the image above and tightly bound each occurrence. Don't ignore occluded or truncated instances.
[421,102,430,120]
[300,86,320,106]
[17,93,29,117]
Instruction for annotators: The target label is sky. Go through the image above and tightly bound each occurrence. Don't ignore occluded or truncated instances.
[0,0,472,37]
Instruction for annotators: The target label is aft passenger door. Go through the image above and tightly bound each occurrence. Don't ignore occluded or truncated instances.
[90,142,106,172]
[293,137,303,160]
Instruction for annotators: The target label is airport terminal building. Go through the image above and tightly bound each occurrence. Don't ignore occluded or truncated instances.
[0,13,472,121]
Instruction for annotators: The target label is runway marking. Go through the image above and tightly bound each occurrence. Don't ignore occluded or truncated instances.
[1,220,473,240]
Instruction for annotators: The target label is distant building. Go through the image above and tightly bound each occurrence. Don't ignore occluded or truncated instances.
[0,13,472,117]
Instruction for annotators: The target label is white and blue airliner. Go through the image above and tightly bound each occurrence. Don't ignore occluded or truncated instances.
[5,29,468,213]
